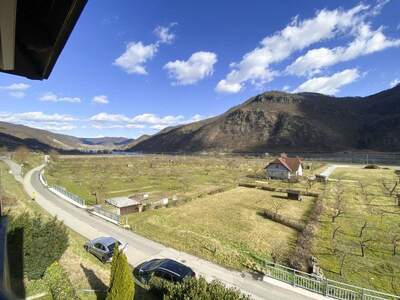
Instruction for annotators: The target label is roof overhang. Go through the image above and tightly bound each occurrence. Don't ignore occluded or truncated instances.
[0,0,87,80]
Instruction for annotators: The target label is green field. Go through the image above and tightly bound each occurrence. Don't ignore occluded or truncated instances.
[43,154,400,294]
[313,166,400,294]
[46,155,268,205]
[45,155,322,270]
[128,187,316,269]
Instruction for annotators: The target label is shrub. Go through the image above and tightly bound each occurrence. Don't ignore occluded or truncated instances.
[260,209,305,232]
[149,276,251,300]
[44,262,78,300]
[7,213,69,279]
[107,246,134,300]
[290,195,325,272]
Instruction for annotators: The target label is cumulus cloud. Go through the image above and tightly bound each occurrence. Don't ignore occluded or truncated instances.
[154,23,176,44]
[39,92,81,103]
[216,4,369,93]
[90,112,130,123]
[390,78,400,87]
[113,42,158,75]
[0,111,76,122]
[164,51,217,85]
[89,112,205,131]
[92,95,109,104]
[287,24,400,76]
[293,69,360,95]
[0,83,30,98]
[114,24,177,75]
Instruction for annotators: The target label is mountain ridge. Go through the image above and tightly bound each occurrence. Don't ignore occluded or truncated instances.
[127,85,400,153]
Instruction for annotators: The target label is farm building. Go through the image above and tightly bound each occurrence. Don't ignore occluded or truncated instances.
[265,154,303,180]
[105,196,142,215]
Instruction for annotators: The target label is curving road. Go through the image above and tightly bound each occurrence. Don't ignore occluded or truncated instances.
[1,158,326,300]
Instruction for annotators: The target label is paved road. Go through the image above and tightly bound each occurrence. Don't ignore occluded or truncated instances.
[1,158,326,300]
[319,164,351,178]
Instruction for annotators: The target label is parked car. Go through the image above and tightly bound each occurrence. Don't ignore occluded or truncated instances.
[84,237,121,263]
[133,259,195,285]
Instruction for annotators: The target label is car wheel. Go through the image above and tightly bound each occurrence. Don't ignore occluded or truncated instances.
[84,245,88,251]
[101,256,107,264]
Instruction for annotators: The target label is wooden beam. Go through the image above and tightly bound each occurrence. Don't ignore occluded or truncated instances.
[0,0,17,70]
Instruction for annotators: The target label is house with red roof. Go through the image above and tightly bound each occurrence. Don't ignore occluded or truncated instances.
[265,154,303,179]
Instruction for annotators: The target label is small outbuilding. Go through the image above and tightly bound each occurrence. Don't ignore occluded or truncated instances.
[105,196,142,215]
[287,190,302,201]
[265,154,303,180]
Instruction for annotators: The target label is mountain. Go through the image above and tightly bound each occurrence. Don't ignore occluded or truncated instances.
[127,85,400,153]
[0,121,131,151]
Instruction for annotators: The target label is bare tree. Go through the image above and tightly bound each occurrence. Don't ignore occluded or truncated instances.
[271,198,285,217]
[338,252,347,276]
[381,179,399,198]
[391,233,399,256]
[358,180,373,209]
[331,186,345,223]
[359,221,368,238]
[305,177,316,193]
[359,238,372,257]
[332,225,341,240]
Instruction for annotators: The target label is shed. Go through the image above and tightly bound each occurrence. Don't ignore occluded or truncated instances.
[287,190,302,201]
[105,196,142,215]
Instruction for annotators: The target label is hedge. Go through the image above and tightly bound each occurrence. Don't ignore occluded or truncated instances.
[44,262,78,300]
[7,213,69,279]
[149,276,251,300]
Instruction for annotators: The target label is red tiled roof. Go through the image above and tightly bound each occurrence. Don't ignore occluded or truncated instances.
[266,157,302,172]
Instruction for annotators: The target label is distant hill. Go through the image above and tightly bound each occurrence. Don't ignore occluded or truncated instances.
[127,85,400,153]
[0,121,132,151]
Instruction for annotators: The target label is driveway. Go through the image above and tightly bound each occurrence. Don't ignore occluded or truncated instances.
[1,158,326,300]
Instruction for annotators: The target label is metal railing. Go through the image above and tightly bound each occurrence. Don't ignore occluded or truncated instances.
[50,184,86,207]
[263,262,399,300]
[92,205,120,224]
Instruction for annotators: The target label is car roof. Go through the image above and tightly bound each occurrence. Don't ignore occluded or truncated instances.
[140,259,193,278]
[91,237,118,247]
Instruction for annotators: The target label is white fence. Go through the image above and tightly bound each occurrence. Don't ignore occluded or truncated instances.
[48,184,86,209]
[263,262,399,300]
[90,205,120,225]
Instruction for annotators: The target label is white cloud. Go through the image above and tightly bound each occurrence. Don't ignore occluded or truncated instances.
[114,24,176,75]
[0,83,30,98]
[154,23,176,44]
[39,92,81,103]
[90,113,130,123]
[92,95,109,104]
[390,78,400,87]
[164,51,217,85]
[282,85,290,91]
[88,112,204,131]
[287,24,400,76]
[131,113,185,125]
[113,42,158,75]
[293,69,360,95]
[216,4,369,93]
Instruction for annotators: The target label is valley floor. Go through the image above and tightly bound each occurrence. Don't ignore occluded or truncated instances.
[36,153,400,295]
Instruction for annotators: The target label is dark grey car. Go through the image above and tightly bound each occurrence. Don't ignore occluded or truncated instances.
[84,237,121,263]
[133,259,195,285]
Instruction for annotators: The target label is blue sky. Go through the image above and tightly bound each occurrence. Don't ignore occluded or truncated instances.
[0,0,399,138]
